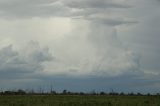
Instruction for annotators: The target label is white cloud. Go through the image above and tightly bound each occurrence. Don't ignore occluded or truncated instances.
[0,41,53,79]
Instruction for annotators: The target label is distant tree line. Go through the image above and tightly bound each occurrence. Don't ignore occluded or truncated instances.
[0,89,26,95]
[0,89,160,96]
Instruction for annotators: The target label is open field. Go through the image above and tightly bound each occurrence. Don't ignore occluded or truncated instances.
[0,95,160,106]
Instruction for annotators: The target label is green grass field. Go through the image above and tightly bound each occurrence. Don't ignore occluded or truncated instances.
[0,95,160,106]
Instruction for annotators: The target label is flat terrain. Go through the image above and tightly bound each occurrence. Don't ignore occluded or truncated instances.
[0,95,160,106]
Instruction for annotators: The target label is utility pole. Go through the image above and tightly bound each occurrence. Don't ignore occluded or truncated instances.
[50,84,53,94]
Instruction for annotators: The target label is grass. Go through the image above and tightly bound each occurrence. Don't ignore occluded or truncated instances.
[0,95,160,106]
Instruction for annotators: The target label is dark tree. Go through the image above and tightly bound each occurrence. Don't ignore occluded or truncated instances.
[63,90,67,95]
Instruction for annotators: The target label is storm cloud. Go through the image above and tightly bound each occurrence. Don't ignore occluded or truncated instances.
[0,0,160,92]
[63,0,130,9]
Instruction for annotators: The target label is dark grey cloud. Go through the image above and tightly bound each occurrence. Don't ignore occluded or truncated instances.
[0,0,136,27]
[85,16,138,26]
[0,0,69,18]
[2,73,160,93]
[62,0,135,26]
[63,0,130,9]
[0,0,131,19]
[0,41,53,79]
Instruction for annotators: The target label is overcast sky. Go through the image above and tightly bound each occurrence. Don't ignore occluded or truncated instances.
[0,0,160,93]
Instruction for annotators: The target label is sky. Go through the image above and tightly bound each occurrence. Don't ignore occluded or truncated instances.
[0,0,160,93]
